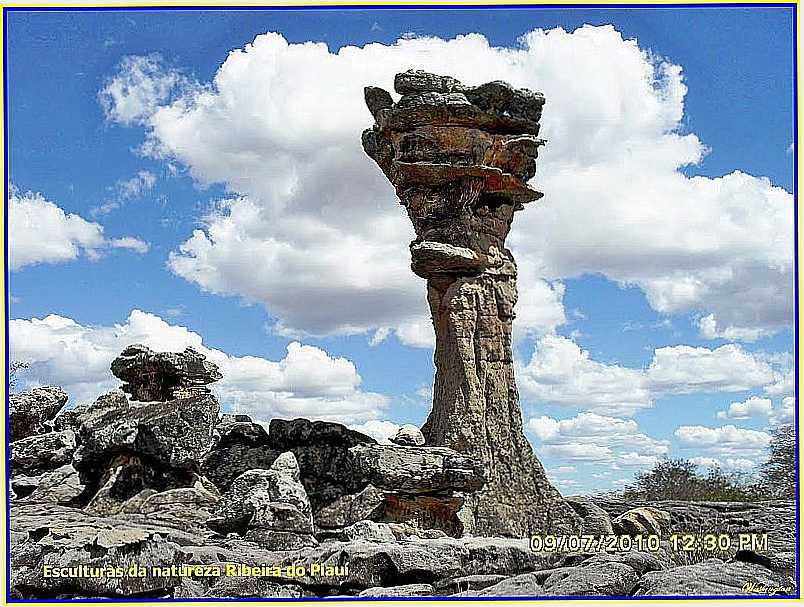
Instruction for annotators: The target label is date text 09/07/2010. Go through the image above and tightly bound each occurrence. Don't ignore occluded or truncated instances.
[530,533,768,553]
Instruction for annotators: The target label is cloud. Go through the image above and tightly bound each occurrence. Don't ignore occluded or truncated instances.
[770,396,795,426]
[518,334,777,415]
[689,456,757,472]
[765,367,794,397]
[92,170,157,216]
[101,26,792,344]
[698,314,772,342]
[527,411,669,468]
[99,54,185,126]
[674,424,771,458]
[716,396,773,420]
[9,187,149,271]
[10,310,388,425]
[348,419,401,443]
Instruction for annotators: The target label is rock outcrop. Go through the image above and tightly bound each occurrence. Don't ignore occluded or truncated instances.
[207,452,317,550]
[111,344,222,401]
[8,342,796,599]
[361,69,579,537]
[11,498,796,599]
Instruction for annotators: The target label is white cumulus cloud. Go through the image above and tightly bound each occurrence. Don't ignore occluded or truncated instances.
[9,187,149,271]
[674,424,771,458]
[10,310,388,425]
[716,396,773,420]
[99,26,793,344]
[527,411,669,468]
[518,334,778,415]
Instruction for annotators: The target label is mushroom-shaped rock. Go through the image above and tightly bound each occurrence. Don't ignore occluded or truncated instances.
[111,344,222,402]
[361,70,580,537]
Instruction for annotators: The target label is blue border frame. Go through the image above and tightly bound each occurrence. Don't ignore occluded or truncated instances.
[2,2,800,603]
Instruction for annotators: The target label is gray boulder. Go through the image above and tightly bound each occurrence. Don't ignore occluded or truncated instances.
[201,417,376,512]
[315,484,384,529]
[391,424,425,446]
[12,465,84,505]
[74,390,219,470]
[11,430,76,473]
[348,444,484,494]
[9,386,67,441]
[336,520,396,543]
[206,452,316,550]
[542,561,639,596]
[139,481,221,522]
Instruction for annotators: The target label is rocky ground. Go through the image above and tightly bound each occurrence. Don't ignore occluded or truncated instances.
[8,344,798,599]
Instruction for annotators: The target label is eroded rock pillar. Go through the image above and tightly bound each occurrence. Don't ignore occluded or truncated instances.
[362,70,580,537]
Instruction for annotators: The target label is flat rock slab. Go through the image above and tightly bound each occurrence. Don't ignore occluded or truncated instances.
[348,444,484,493]
[634,559,794,596]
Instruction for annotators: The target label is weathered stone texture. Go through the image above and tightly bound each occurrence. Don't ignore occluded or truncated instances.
[111,344,222,401]
[362,69,579,536]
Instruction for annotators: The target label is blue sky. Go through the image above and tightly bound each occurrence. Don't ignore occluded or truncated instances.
[6,6,796,494]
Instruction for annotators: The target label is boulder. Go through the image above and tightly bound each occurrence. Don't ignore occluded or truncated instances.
[612,507,671,536]
[336,520,396,543]
[565,496,614,535]
[139,481,221,522]
[10,430,76,474]
[314,484,384,529]
[348,444,484,494]
[542,561,639,596]
[391,424,425,446]
[73,390,219,470]
[9,386,68,441]
[12,465,84,505]
[206,452,316,550]
[111,344,222,401]
[82,453,196,516]
[202,417,376,512]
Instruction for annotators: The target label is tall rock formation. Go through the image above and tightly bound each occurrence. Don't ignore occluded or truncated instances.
[361,70,580,537]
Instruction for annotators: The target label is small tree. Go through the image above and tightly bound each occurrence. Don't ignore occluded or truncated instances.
[758,424,796,499]
[623,458,761,502]
[9,360,29,391]
[624,459,707,501]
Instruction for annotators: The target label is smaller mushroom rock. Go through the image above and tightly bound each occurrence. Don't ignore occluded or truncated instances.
[111,344,222,402]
